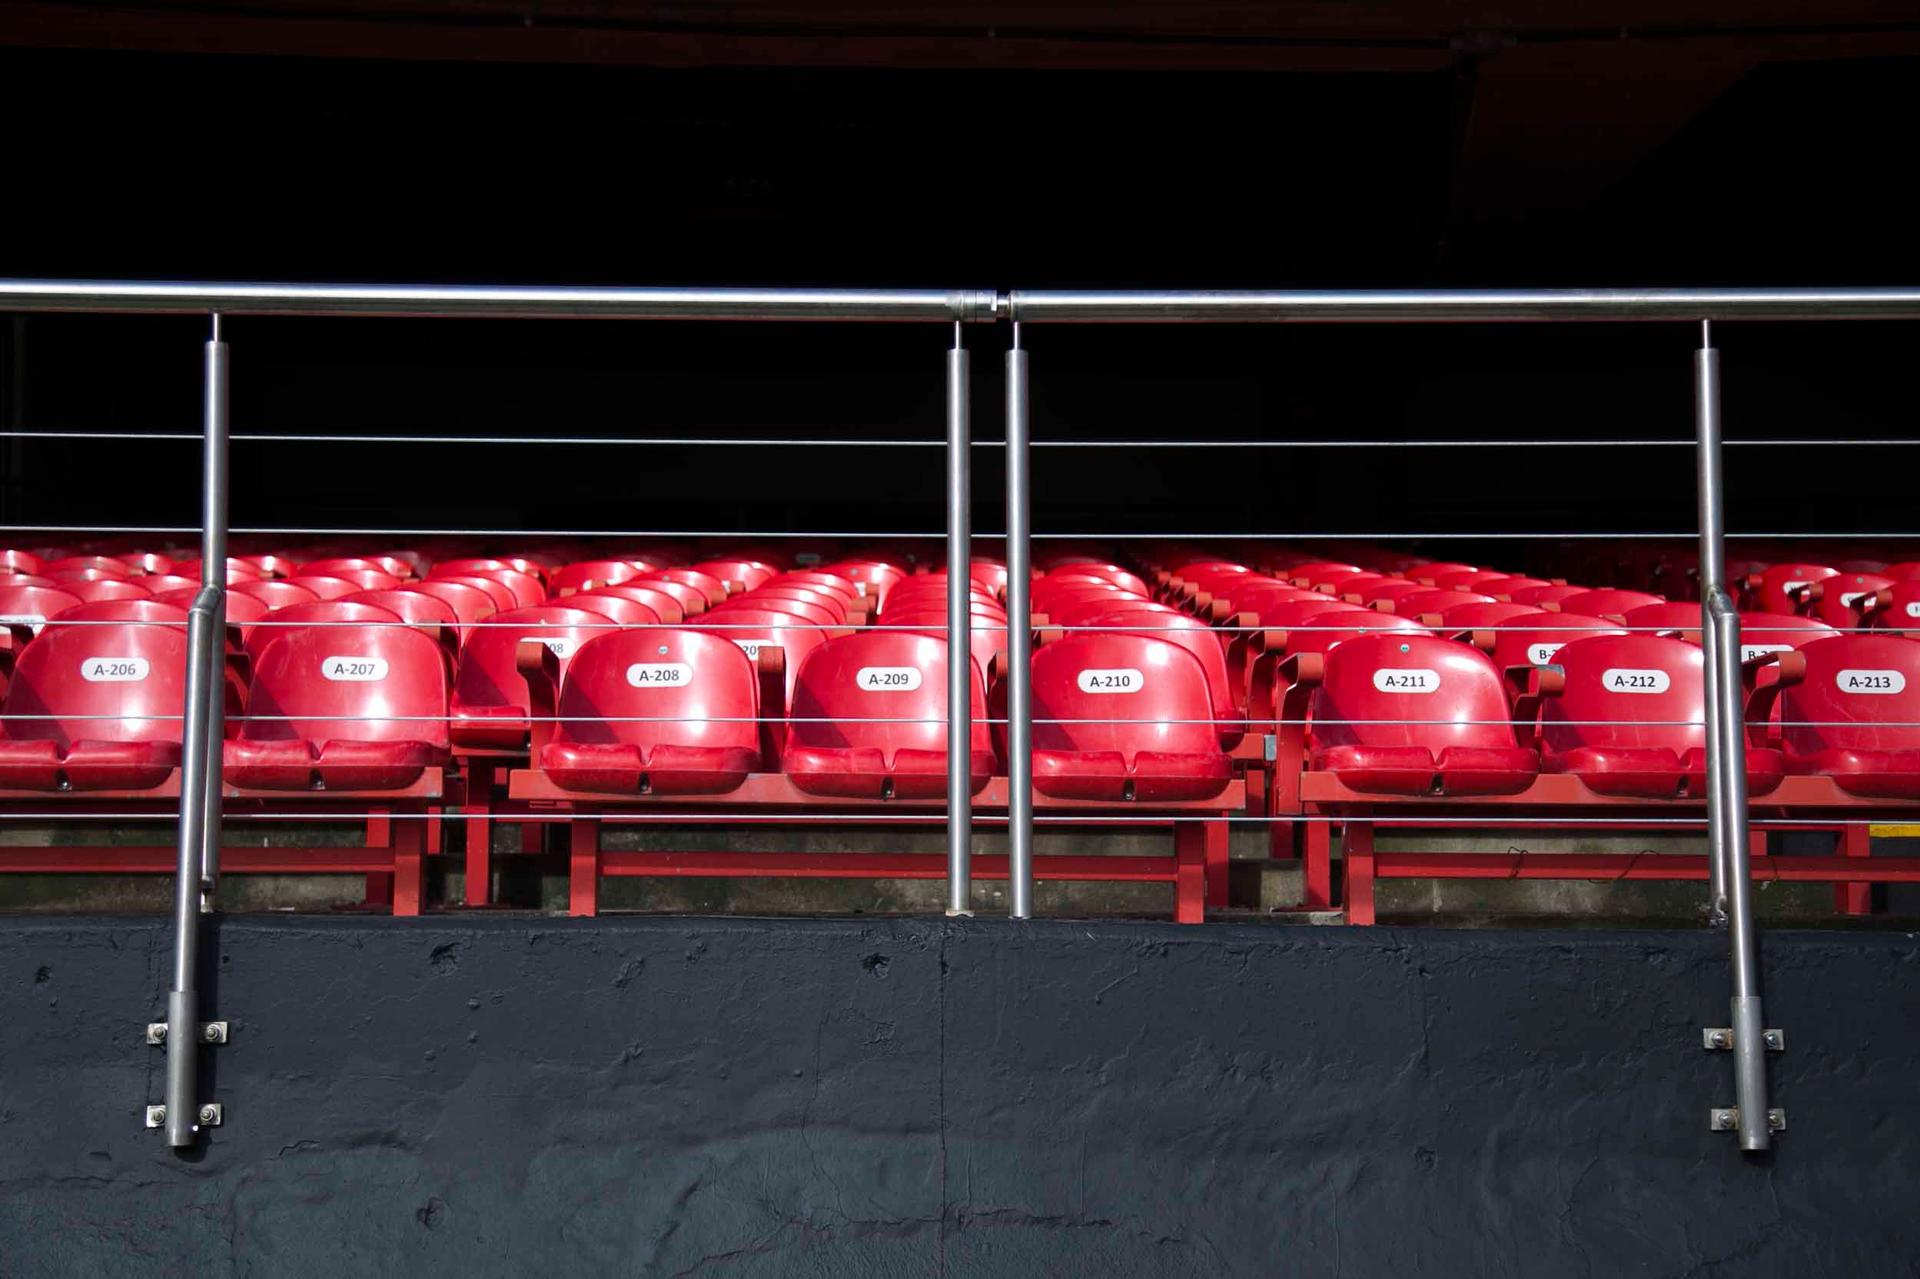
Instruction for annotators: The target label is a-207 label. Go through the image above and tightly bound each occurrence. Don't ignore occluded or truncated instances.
[322,656,388,682]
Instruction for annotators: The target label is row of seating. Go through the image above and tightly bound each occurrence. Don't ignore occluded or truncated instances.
[2,540,1917,923]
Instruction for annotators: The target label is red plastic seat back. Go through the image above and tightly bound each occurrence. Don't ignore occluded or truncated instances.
[1052,563,1148,596]
[404,580,499,631]
[1381,589,1496,619]
[1553,589,1666,620]
[1507,583,1590,608]
[1077,607,1239,739]
[785,630,988,768]
[1313,634,1523,755]
[1440,601,1539,630]
[1028,633,1223,765]
[47,555,133,579]
[0,584,85,630]
[1804,573,1894,627]
[692,559,778,593]
[247,601,403,663]
[1284,610,1429,657]
[65,579,150,604]
[1747,563,1838,615]
[572,584,685,625]
[741,585,846,625]
[550,628,759,755]
[550,560,643,596]
[1,620,190,747]
[239,624,449,751]
[1775,635,1920,759]
[1539,635,1704,757]
[231,579,321,611]
[696,608,829,700]
[1488,612,1628,671]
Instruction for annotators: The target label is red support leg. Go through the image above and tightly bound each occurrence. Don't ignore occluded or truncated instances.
[464,760,494,908]
[1303,820,1332,911]
[1837,823,1874,916]
[1173,822,1205,924]
[392,816,426,917]
[569,819,601,918]
[1203,818,1229,908]
[364,809,394,908]
[425,808,443,857]
[1344,821,1376,926]
[521,821,543,855]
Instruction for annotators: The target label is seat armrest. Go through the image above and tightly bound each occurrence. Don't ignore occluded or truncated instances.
[516,639,563,757]
[1506,665,1564,746]
[755,647,788,762]
[1742,649,1804,747]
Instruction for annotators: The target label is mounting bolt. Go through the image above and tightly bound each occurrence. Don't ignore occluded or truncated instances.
[145,1105,166,1129]
[201,1021,228,1044]
[1768,1109,1787,1132]
[198,1104,222,1126]
[1703,1028,1733,1050]
[1710,1107,1737,1131]
[146,1022,167,1045]
[1762,1029,1785,1052]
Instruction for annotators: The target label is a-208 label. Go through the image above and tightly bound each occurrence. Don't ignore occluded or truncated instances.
[1603,667,1670,694]
[626,662,692,687]
[1077,667,1143,694]
[1372,668,1439,693]
[858,666,922,691]
[322,656,388,681]
[1837,669,1907,695]
[81,656,149,682]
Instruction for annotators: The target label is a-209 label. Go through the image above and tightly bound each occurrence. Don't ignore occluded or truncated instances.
[1372,668,1440,693]
[1077,667,1143,694]
[1602,668,1670,694]
[858,666,922,691]
[322,656,388,682]
[1837,669,1906,695]
[81,657,149,682]
[626,662,692,687]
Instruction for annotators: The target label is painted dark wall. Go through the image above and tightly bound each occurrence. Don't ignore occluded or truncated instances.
[2,916,1917,1277]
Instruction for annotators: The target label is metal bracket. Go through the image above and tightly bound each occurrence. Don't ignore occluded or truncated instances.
[1711,1107,1786,1133]
[146,1020,229,1045]
[1702,1027,1784,1052]
[146,1103,222,1130]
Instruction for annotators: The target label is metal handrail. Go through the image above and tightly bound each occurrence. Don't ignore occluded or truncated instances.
[12,279,1915,1156]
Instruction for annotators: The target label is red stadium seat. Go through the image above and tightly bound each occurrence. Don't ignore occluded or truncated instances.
[342,590,462,662]
[1379,589,1496,620]
[300,567,402,593]
[1051,563,1149,596]
[696,608,830,700]
[1745,562,1839,615]
[435,574,521,614]
[1550,588,1666,620]
[824,560,908,606]
[1282,609,1430,657]
[0,615,204,789]
[1023,633,1231,801]
[245,600,404,663]
[1073,607,1239,742]
[433,557,548,585]
[628,576,709,619]
[1798,573,1894,627]
[302,557,408,583]
[743,585,848,625]
[692,559,779,593]
[226,623,449,791]
[116,552,175,576]
[549,560,643,596]
[782,631,991,799]
[570,583,686,625]
[0,583,85,630]
[1476,611,1626,672]
[175,558,265,583]
[524,628,765,795]
[1478,576,1555,600]
[1506,583,1592,608]
[403,579,499,633]
[1749,635,1920,798]
[46,555,133,579]
[1354,580,1428,607]
[1531,634,1783,798]
[0,550,44,576]
[280,575,362,601]
[1430,569,1517,593]
[450,605,613,749]
[1291,634,1537,796]
[1438,601,1539,630]
[713,594,841,632]
[64,578,150,604]
[230,578,321,611]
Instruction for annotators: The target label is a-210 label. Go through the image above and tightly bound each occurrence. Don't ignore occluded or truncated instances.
[1372,668,1440,693]
[1602,668,1670,694]
[857,666,922,691]
[81,656,149,682]
[1077,668,1144,694]
[626,662,692,688]
[322,656,388,681]
[1837,669,1907,695]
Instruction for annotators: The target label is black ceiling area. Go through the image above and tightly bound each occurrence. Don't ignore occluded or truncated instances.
[1,6,1917,555]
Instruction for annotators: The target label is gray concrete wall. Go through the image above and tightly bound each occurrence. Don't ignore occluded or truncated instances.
[2,915,1917,1277]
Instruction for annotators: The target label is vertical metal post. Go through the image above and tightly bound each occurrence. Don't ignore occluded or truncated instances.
[164,314,228,1148]
[1004,324,1034,918]
[1695,320,1773,1151]
[1695,324,1731,923]
[199,317,228,898]
[946,324,973,916]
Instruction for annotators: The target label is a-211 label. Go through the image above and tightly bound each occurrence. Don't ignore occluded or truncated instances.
[322,656,388,682]
[81,656,149,683]
[1837,669,1907,695]
[1372,668,1440,693]
[1603,667,1670,694]
[626,662,692,688]
[1077,667,1143,694]
[857,666,922,691]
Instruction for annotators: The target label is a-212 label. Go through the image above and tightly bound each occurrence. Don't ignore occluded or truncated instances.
[626,662,692,688]
[1372,668,1440,693]
[81,657,149,683]
[1603,668,1670,694]
[1837,669,1906,695]
[858,666,922,692]
[322,656,388,682]
[1077,668,1144,694]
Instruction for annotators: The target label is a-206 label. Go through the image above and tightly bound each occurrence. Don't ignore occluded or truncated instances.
[81,656,149,682]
